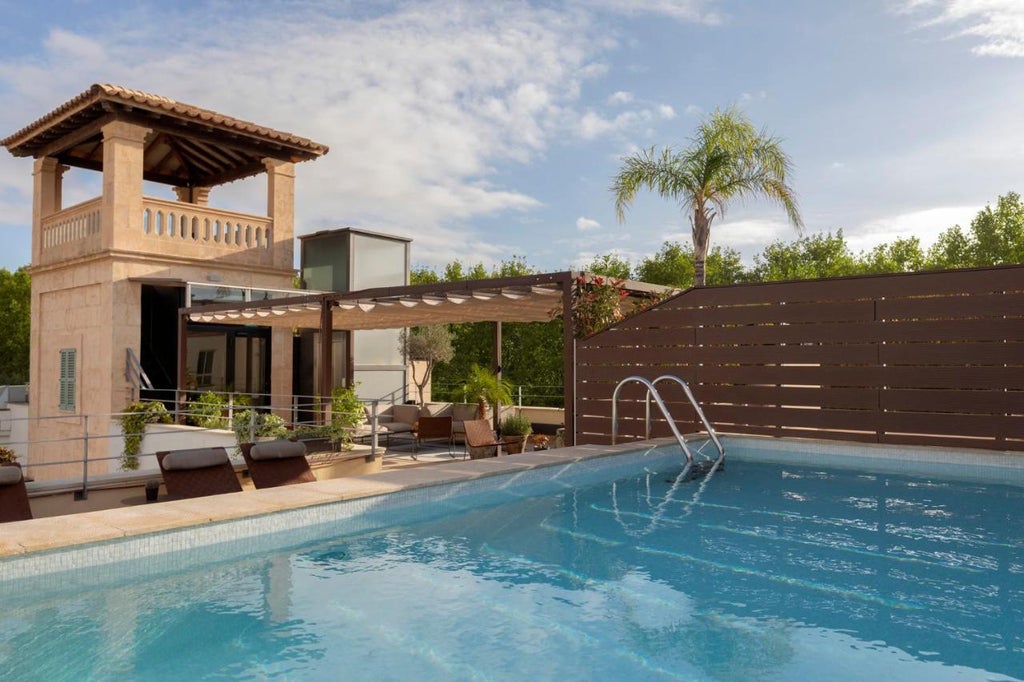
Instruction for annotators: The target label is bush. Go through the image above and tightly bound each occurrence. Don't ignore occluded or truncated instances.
[232,410,289,445]
[186,390,227,428]
[499,413,532,437]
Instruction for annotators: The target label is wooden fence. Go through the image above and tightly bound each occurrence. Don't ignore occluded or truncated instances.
[575,265,1024,451]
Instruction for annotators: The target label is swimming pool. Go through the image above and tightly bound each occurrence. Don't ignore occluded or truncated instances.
[1,439,1022,681]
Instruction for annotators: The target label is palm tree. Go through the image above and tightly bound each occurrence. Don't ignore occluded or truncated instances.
[612,107,803,286]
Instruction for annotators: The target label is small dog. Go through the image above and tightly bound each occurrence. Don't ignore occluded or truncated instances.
[529,434,550,450]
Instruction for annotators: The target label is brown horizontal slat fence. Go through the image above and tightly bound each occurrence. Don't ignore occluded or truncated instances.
[575,266,1024,451]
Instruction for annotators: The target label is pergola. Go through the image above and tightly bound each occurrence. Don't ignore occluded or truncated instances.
[178,272,673,445]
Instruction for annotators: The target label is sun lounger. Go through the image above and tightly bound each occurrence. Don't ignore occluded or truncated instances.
[239,440,315,489]
[0,463,32,522]
[156,447,242,499]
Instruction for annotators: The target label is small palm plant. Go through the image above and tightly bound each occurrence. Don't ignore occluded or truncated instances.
[462,364,513,425]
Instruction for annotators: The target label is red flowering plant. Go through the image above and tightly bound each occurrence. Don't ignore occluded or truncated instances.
[570,275,676,338]
[572,275,631,338]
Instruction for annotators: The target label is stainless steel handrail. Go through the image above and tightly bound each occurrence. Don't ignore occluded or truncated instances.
[611,374,725,478]
[650,375,724,459]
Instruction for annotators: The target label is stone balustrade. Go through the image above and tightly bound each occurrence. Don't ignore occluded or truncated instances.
[39,197,275,266]
[41,197,102,250]
[141,197,273,251]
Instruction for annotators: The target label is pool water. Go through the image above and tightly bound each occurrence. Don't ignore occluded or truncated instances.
[2,456,1022,681]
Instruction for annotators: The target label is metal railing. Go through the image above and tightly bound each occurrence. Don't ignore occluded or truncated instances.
[1,388,407,496]
[611,375,724,481]
[432,382,564,408]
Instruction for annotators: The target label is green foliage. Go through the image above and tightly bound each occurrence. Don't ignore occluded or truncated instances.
[962,191,1024,266]
[462,364,513,421]
[583,253,632,279]
[119,401,172,470]
[612,107,802,286]
[0,446,17,464]
[0,267,30,385]
[751,231,858,281]
[859,237,926,274]
[924,193,1024,268]
[328,384,366,449]
[410,257,563,408]
[499,412,533,437]
[926,225,973,269]
[574,275,630,338]
[232,410,288,445]
[409,265,441,285]
[400,325,455,405]
[634,242,746,287]
[186,390,227,428]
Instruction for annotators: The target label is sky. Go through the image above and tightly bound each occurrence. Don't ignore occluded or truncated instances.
[0,0,1022,274]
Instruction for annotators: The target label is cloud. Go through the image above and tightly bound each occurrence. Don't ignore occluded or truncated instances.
[608,90,633,104]
[684,104,703,116]
[848,204,980,252]
[739,90,767,103]
[577,105,677,140]
[580,0,723,24]
[576,216,601,231]
[899,0,1024,57]
[43,28,107,64]
[0,2,615,267]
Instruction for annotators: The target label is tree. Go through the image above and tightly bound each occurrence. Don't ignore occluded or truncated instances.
[0,267,30,385]
[582,253,632,279]
[399,325,454,406]
[965,191,1024,266]
[751,231,857,281]
[634,241,748,287]
[926,225,973,270]
[409,265,441,285]
[612,106,802,286]
[858,237,925,274]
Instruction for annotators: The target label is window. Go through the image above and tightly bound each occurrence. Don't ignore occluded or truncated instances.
[195,350,215,387]
[59,348,76,411]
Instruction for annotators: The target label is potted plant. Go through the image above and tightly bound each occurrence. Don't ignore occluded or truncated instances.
[0,446,17,465]
[232,409,289,446]
[119,400,173,470]
[462,364,513,426]
[499,413,532,454]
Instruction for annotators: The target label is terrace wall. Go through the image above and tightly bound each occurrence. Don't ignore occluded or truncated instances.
[575,265,1024,451]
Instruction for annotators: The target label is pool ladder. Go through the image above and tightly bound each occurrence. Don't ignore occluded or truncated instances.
[611,375,725,481]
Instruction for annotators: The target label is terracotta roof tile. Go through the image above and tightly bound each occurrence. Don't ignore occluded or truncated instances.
[1,83,329,157]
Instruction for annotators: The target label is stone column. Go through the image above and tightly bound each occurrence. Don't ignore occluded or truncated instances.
[173,186,211,205]
[100,121,149,251]
[263,158,295,270]
[31,157,65,265]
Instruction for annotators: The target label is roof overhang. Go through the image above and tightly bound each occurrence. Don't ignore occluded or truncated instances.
[1,84,329,187]
[180,272,673,331]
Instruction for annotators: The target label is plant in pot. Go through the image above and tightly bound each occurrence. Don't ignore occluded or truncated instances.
[0,446,18,465]
[119,400,173,470]
[232,410,289,446]
[462,364,513,427]
[499,413,532,454]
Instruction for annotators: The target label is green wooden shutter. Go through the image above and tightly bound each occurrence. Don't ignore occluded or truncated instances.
[59,348,76,411]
